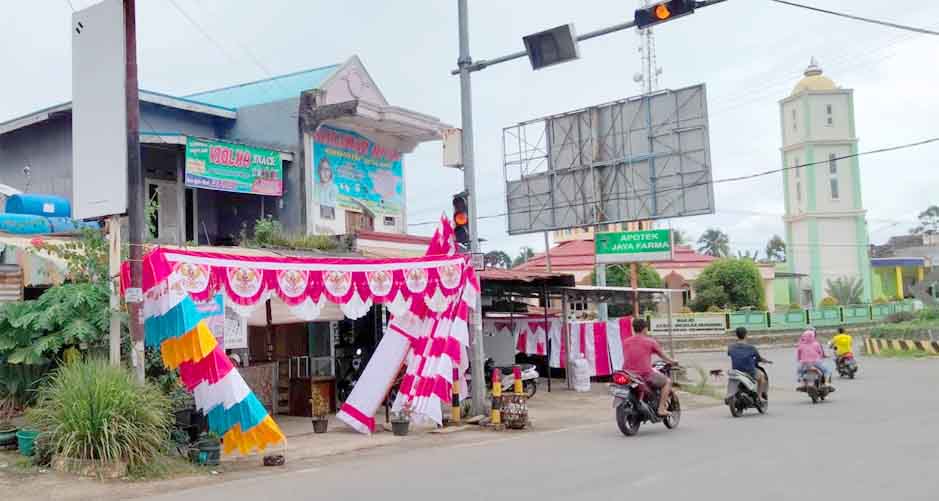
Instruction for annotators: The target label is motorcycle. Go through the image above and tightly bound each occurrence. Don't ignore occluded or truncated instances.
[725,362,771,417]
[610,361,681,436]
[797,365,832,404]
[834,352,858,379]
[465,358,539,399]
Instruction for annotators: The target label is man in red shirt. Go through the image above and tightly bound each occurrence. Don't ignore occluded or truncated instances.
[622,318,678,417]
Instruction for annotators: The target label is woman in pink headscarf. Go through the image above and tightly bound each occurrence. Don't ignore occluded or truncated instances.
[796,328,831,386]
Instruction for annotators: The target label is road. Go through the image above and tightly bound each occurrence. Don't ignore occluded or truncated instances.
[143,348,939,500]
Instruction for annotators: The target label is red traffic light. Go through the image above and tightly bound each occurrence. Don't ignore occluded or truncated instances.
[452,193,470,246]
[454,212,468,226]
[635,0,696,29]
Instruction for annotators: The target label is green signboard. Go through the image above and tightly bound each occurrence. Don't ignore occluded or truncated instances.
[595,229,673,264]
[185,137,282,196]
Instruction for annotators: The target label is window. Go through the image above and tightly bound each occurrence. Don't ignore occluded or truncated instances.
[792,109,797,131]
[796,181,802,203]
[320,205,335,220]
[383,216,395,226]
[826,104,834,126]
[828,153,839,200]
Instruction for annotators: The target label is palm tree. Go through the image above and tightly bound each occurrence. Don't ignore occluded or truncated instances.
[484,250,512,269]
[697,228,730,257]
[512,246,536,267]
[671,229,688,246]
[736,250,760,261]
[826,276,864,305]
[765,235,786,262]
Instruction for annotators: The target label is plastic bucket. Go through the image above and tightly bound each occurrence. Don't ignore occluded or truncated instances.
[16,430,38,456]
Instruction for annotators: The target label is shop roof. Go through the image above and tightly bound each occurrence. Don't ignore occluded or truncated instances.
[515,240,719,272]
[186,63,341,109]
[871,257,927,268]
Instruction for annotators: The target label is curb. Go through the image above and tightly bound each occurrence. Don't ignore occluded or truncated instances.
[865,337,939,355]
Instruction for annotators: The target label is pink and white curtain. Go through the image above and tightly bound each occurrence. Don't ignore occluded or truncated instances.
[549,317,634,377]
[482,317,561,357]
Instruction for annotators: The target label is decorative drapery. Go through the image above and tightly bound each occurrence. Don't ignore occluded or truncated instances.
[125,221,479,450]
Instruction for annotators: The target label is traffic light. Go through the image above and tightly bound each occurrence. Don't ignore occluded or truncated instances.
[635,0,696,29]
[452,193,470,246]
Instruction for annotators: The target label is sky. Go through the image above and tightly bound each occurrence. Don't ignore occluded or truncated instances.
[2,0,938,258]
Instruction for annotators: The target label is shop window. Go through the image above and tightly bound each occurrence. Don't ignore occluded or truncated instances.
[825,104,834,126]
[320,205,335,220]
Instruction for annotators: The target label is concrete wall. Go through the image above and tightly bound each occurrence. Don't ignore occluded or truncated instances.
[0,116,72,197]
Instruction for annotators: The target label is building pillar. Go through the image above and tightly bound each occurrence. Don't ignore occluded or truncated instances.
[895,266,904,300]
[917,266,925,283]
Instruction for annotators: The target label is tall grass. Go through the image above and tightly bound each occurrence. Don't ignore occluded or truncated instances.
[26,360,171,468]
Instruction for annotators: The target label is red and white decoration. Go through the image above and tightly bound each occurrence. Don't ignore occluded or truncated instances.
[549,317,635,377]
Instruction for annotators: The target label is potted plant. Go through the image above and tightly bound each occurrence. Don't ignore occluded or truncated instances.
[310,390,329,434]
[0,398,17,448]
[390,401,412,437]
[191,432,221,466]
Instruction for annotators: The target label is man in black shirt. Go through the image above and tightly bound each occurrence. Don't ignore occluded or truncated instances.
[727,327,769,400]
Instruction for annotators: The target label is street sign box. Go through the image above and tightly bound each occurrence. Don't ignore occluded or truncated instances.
[595,229,672,264]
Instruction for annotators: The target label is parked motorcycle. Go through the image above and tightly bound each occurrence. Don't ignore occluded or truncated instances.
[610,361,681,436]
[337,348,365,403]
[465,358,539,399]
[835,353,858,379]
[726,362,771,417]
[797,365,832,404]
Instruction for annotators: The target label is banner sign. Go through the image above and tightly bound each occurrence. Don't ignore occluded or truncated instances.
[195,294,227,350]
[595,229,673,264]
[185,136,282,196]
[651,314,726,337]
[224,307,248,350]
[312,126,404,215]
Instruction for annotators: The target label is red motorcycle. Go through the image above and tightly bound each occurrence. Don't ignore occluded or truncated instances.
[609,361,681,436]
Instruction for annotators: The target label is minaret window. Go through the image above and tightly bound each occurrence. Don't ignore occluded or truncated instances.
[829,153,840,200]
[826,104,834,126]
[792,109,797,131]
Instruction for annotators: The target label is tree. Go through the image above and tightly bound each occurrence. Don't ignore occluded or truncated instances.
[826,276,864,305]
[483,250,512,269]
[671,229,688,246]
[765,235,786,262]
[911,205,939,235]
[736,250,760,261]
[512,246,535,267]
[697,228,730,257]
[690,258,765,312]
[589,264,663,316]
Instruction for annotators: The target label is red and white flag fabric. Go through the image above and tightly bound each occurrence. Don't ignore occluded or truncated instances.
[549,317,634,377]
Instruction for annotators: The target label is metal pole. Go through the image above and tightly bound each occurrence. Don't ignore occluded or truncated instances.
[124,0,146,383]
[457,0,487,417]
[561,292,571,389]
[542,282,551,393]
[543,231,552,273]
[665,292,675,359]
[108,215,122,366]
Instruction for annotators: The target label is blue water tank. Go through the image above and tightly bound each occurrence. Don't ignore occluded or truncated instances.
[0,213,53,235]
[5,194,71,218]
[47,218,100,234]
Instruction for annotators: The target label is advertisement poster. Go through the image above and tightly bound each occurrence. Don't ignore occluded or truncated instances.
[312,126,404,215]
[224,307,248,350]
[185,136,282,196]
[195,294,227,350]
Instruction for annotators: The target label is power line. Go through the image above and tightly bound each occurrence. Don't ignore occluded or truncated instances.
[769,0,939,36]
[409,135,939,227]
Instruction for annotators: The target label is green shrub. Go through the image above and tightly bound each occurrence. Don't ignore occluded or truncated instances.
[26,360,171,469]
[707,305,724,313]
[242,216,345,252]
[820,296,839,307]
[788,303,803,311]
[691,258,765,312]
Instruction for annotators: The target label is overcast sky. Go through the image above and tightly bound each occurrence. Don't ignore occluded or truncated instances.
[2,0,938,257]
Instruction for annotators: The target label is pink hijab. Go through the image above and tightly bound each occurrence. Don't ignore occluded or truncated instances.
[797,330,823,363]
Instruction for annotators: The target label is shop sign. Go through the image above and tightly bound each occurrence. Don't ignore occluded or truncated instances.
[651,314,726,337]
[185,136,282,196]
[595,229,672,264]
[312,126,404,216]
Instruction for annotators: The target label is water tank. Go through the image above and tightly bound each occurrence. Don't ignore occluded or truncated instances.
[0,213,53,235]
[5,194,71,218]
[48,217,100,234]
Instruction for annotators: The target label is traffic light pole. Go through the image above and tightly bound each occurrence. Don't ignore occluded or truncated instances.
[454,0,729,413]
[456,0,488,417]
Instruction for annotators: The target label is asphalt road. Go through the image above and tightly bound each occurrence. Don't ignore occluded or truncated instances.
[144,348,939,501]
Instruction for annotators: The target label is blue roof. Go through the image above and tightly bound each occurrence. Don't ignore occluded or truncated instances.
[185,64,341,109]
[871,257,927,268]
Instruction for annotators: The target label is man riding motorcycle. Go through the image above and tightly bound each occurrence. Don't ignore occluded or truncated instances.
[622,318,678,417]
[830,326,853,359]
[727,327,770,402]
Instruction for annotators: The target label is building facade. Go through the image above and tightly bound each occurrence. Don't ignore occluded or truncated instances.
[779,59,872,306]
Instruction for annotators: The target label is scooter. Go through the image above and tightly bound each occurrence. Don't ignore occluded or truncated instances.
[609,361,681,436]
[725,362,771,417]
[465,358,539,398]
[797,365,833,404]
[834,352,858,379]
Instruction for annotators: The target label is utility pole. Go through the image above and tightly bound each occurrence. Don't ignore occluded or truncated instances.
[124,0,146,383]
[456,0,487,416]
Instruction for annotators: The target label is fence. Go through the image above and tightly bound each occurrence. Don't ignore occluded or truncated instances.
[649,301,918,337]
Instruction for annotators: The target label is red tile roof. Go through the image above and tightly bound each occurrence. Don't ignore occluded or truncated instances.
[515,239,717,272]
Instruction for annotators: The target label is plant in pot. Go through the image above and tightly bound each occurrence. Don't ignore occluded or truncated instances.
[390,401,412,437]
[190,431,221,466]
[0,398,18,449]
[310,390,329,434]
